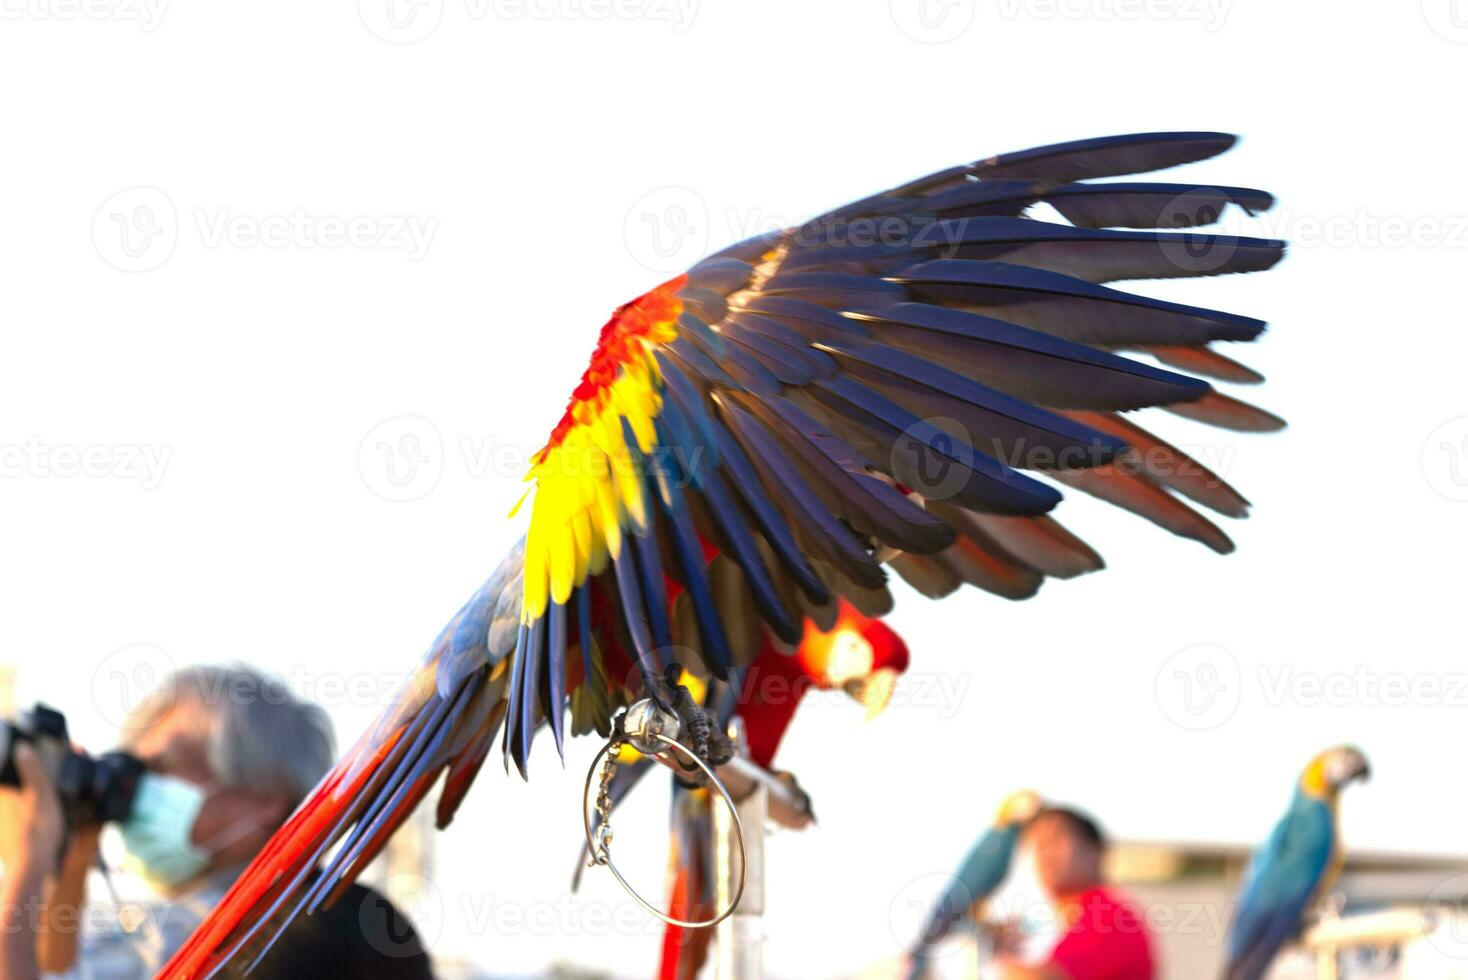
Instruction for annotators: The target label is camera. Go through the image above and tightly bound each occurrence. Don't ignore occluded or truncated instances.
[0,703,144,828]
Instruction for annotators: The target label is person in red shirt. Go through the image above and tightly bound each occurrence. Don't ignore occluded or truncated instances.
[996,807,1155,980]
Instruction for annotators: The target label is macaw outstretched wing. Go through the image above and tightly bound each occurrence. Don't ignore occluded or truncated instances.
[505,131,1282,770]
[163,131,1285,978]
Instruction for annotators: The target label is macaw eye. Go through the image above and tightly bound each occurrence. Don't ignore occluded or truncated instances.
[823,629,874,685]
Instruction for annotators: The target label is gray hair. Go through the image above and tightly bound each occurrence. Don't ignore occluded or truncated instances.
[121,664,335,807]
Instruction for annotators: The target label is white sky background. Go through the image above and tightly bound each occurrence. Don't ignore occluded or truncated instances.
[3,1,1467,976]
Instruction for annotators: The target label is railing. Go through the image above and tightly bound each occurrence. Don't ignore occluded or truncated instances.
[1302,907,1433,980]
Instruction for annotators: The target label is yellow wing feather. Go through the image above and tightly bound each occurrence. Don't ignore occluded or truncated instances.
[519,277,684,622]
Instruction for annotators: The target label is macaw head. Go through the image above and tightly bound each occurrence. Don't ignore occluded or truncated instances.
[796,600,910,719]
[993,789,1044,829]
[1301,745,1371,800]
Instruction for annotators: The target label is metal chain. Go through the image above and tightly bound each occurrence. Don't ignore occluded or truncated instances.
[581,704,748,930]
[589,737,621,867]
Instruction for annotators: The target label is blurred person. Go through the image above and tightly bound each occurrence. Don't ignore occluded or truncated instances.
[993,806,1154,980]
[2,742,70,980]
[0,664,435,979]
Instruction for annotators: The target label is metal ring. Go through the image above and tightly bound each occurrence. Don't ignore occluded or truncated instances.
[581,732,748,930]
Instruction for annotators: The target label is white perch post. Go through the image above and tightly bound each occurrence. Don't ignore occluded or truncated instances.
[609,699,814,978]
[715,721,766,980]
[1303,907,1432,980]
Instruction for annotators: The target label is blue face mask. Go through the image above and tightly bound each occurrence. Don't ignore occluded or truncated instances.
[119,773,211,890]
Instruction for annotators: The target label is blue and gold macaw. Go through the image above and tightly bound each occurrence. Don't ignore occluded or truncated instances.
[906,789,1044,979]
[1222,746,1370,980]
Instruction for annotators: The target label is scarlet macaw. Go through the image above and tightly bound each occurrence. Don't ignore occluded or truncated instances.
[161,131,1287,977]
[1222,746,1371,980]
[906,789,1044,979]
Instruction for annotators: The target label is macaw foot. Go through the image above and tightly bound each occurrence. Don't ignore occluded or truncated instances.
[618,670,734,776]
[665,664,735,774]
